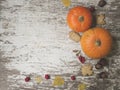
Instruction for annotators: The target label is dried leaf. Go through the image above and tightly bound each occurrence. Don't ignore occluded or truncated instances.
[61,0,71,7]
[53,76,64,86]
[35,76,42,84]
[73,50,79,53]
[78,83,87,90]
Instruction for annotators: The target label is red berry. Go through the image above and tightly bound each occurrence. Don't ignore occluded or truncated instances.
[45,74,50,79]
[25,77,31,82]
[71,76,76,80]
[78,56,85,64]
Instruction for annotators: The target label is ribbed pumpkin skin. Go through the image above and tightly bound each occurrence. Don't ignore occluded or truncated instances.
[80,27,112,59]
[67,6,92,32]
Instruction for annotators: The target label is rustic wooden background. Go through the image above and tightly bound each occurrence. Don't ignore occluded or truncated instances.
[0,0,120,90]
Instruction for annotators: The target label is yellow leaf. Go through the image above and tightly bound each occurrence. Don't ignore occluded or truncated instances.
[53,76,64,86]
[61,0,71,7]
[35,76,42,84]
[78,83,87,90]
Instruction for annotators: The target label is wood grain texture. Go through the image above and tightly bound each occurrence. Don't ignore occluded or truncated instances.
[0,0,120,90]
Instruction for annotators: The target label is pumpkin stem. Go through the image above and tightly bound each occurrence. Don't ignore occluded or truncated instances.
[95,40,101,46]
[78,16,84,22]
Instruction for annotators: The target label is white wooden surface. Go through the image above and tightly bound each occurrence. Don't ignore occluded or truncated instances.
[0,0,120,90]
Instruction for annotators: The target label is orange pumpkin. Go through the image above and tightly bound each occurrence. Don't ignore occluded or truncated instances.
[80,27,112,59]
[67,6,92,32]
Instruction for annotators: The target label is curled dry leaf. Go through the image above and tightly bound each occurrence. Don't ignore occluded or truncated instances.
[69,31,81,42]
[76,51,81,56]
[73,50,79,53]
[96,14,106,25]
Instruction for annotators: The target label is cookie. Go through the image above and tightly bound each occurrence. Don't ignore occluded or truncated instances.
[69,31,81,42]
[96,14,106,25]
[81,63,93,76]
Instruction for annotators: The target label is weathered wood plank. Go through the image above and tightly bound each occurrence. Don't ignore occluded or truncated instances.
[0,0,120,90]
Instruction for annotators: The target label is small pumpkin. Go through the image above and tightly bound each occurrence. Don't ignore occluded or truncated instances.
[80,27,112,59]
[67,6,92,32]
